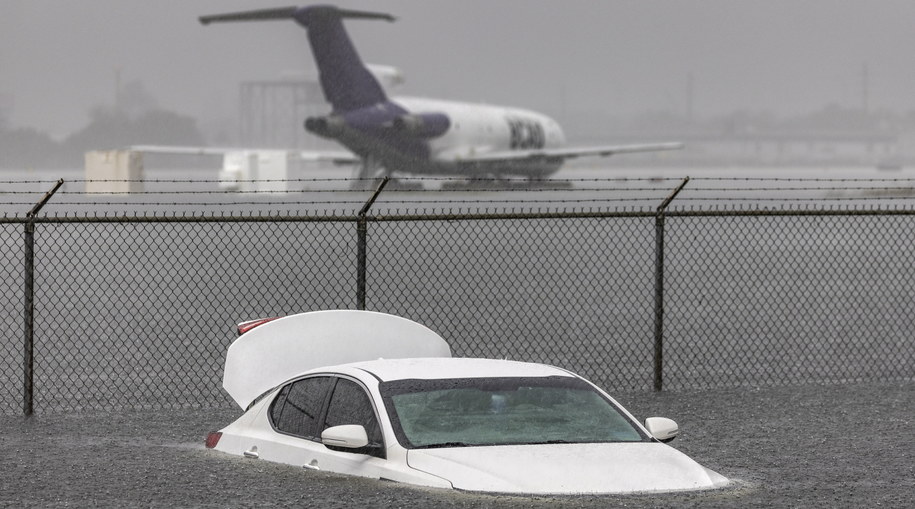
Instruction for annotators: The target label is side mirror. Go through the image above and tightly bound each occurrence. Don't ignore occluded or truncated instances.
[644,417,679,443]
[321,425,369,449]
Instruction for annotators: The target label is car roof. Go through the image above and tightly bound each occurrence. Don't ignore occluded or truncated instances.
[345,357,576,382]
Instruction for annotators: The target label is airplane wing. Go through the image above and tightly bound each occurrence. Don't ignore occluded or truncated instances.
[130,145,233,156]
[452,142,684,163]
[129,145,360,165]
[295,150,361,164]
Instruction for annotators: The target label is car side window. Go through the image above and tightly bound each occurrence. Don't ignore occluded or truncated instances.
[269,384,291,425]
[270,376,333,440]
[323,378,385,459]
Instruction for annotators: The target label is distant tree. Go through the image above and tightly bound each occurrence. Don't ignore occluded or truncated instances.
[63,106,132,152]
[0,127,62,169]
[131,109,205,146]
[1,77,209,168]
[61,106,206,164]
[789,103,877,132]
[118,80,159,119]
[628,110,693,132]
[709,110,780,135]
[0,94,10,132]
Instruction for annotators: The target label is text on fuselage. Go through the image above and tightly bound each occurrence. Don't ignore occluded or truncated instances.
[506,117,546,149]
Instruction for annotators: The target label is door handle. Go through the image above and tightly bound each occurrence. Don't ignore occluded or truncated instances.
[303,459,321,471]
[243,446,259,459]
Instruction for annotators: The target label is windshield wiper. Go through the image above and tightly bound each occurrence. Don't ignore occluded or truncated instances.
[419,441,475,449]
[420,439,578,448]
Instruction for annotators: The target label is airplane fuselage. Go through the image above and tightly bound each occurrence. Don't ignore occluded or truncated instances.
[397,97,566,177]
[307,97,567,177]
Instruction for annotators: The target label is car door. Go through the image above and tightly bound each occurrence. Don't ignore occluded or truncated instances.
[253,375,334,466]
[303,377,390,477]
[255,375,389,479]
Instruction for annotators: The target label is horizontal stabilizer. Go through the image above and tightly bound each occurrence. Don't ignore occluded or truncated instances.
[332,8,396,22]
[199,5,395,26]
[199,6,298,25]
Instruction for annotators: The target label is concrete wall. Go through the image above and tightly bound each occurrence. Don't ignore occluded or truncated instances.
[84,150,144,194]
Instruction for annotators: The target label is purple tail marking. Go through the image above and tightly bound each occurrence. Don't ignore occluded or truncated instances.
[292,6,392,113]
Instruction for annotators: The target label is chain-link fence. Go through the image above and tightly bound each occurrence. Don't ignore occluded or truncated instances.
[664,211,915,388]
[367,214,658,391]
[1,222,24,413]
[2,201,914,414]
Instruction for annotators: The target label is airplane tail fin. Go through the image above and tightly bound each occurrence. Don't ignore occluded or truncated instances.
[200,5,395,113]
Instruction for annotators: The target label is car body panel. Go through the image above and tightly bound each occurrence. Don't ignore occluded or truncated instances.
[407,443,728,494]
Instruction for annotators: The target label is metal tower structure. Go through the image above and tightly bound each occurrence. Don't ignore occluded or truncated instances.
[238,79,330,150]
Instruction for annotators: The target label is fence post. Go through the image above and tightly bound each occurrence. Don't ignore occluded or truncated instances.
[356,177,390,310]
[23,179,64,416]
[23,219,35,416]
[653,177,689,392]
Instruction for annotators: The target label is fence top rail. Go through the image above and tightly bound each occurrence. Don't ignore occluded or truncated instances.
[370,209,657,221]
[0,209,656,224]
[0,213,359,224]
[3,206,915,224]
[665,207,915,218]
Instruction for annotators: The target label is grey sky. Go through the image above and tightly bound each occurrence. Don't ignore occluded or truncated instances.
[3,1,915,137]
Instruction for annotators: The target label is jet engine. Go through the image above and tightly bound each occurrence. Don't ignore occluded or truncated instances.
[391,113,450,139]
[304,116,347,138]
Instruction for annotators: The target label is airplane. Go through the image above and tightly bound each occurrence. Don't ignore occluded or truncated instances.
[194,4,682,186]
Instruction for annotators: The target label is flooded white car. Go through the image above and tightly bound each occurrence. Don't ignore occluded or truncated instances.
[206,310,728,494]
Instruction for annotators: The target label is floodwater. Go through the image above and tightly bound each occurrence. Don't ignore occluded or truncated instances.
[1,382,912,507]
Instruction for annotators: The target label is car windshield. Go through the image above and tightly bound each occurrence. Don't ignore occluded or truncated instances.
[380,376,647,448]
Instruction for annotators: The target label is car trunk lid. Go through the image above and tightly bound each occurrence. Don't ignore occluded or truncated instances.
[223,310,451,408]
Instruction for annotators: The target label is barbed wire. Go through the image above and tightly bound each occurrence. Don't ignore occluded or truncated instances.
[0,198,670,207]
[6,176,915,189]
[1,176,686,184]
[4,176,915,212]
[7,175,915,185]
[5,180,915,193]
[0,186,680,195]
[6,196,915,209]
[4,204,915,222]
[25,185,915,195]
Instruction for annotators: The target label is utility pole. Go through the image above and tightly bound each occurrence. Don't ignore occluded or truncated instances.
[686,72,694,125]
[114,66,123,113]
